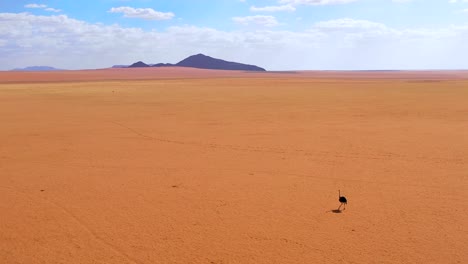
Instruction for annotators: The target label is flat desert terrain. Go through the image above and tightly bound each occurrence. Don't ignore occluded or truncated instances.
[1,69,467,264]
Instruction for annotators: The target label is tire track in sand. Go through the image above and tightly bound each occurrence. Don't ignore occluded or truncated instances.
[0,185,144,264]
[110,121,466,165]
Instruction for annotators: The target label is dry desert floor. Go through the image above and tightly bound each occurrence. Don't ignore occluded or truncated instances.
[1,69,467,264]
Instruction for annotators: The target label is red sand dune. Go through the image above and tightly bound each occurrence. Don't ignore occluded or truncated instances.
[1,69,467,264]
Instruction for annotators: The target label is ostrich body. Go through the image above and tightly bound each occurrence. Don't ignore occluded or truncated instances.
[338,190,347,210]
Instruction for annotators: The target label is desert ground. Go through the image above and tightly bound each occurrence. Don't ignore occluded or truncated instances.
[1,68,467,264]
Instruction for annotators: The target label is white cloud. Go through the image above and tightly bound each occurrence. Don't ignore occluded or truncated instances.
[44,8,61,13]
[24,3,61,12]
[251,0,358,13]
[109,6,174,20]
[313,18,389,31]
[24,4,47,9]
[279,0,358,5]
[250,5,296,12]
[232,15,280,27]
[1,13,468,70]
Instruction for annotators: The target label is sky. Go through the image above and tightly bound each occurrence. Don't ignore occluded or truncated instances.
[1,0,468,70]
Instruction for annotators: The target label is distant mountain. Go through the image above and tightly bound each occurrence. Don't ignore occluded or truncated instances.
[129,61,150,68]
[152,63,175,67]
[175,54,266,71]
[126,54,266,71]
[12,66,63,71]
[112,65,129,68]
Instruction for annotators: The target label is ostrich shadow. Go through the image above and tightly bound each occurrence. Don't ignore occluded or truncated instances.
[326,208,345,214]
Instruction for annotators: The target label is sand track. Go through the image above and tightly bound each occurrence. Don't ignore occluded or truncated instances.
[0,185,139,264]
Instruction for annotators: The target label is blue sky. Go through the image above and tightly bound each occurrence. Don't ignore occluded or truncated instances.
[1,0,468,70]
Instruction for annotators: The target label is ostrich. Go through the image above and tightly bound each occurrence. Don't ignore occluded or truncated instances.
[338,190,347,211]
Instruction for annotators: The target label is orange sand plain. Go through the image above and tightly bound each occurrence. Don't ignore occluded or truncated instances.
[1,69,467,264]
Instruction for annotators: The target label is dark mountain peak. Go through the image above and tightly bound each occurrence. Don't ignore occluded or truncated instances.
[126,54,266,71]
[176,54,266,71]
[192,53,209,58]
[129,61,149,68]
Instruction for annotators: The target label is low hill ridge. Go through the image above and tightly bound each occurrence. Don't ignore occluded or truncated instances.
[129,61,150,68]
[126,54,266,71]
[12,66,63,71]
